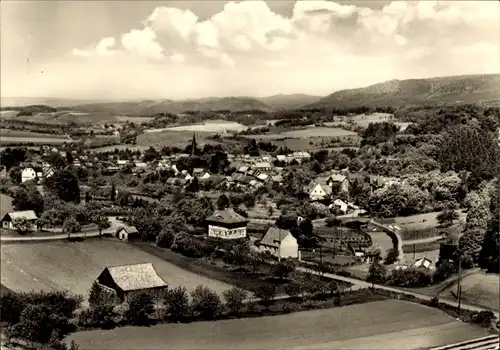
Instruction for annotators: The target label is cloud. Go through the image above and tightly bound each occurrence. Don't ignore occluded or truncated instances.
[14,0,499,99]
[71,37,116,57]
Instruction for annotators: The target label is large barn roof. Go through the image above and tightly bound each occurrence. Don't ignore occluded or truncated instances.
[104,263,167,292]
[206,208,247,225]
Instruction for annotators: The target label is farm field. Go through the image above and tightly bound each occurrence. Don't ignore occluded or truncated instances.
[114,116,154,124]
[0,136,74,145]
[0,129,70,139]
[440,272,500,311]
[68,300,491,350]
[0,240,234,299]
[250,127,357,139]
[137,129,229,148]
[395,210,467,233]
[0,193,13,217]
[158,120,247,133]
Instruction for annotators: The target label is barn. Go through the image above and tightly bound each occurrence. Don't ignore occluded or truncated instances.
[116,226,139,241]
[95,263,168,302]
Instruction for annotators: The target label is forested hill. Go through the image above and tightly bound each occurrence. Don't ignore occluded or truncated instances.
[308,74,500,109]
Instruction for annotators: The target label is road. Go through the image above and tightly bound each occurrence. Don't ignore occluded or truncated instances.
[403,235,445,246]
[297,265,500,320]
[0,229,114,243]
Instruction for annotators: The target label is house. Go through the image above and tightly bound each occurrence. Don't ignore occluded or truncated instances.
[258,227,299,259]
[193,168,204,176]
[271,175,283,184]
[200,172,211,180]
[116,226,140,241]
[117,160,129,166]
[21,168,37,183]
[252,162,272,171]
[305,178,332,201]
[328,174,350,194]
[414,257,433,269]
[332,199,348,214]
[134,162,148,169]
[205,208,248,240]
[1,210,38,230]
[276,155,288,163]
[95,263,168,303]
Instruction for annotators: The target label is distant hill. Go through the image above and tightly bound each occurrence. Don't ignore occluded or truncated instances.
[307,74,500,109]
[71,97,270,116]
[259,94,322,110]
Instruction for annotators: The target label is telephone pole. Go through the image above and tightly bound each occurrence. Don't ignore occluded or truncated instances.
[457,256,462,316]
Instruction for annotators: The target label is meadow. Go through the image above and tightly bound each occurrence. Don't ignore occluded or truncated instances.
[159,120,247,133]
[0,129,71,139]
[0,240,234,299]
[68,299,490,350]
[0,193,13,217]
[251,127,357,139]
[440,272,500,312]
[137,129,229,148]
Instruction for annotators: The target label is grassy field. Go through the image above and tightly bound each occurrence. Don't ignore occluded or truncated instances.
[136,129,226,148]
[0,240,234,299]
[395,211,467,233]
[251,127,357,139]
[0,193,13,217]
[440,272,500,311]
[68,299,490,350]
[0,129,71,139]
[162,120,247,133]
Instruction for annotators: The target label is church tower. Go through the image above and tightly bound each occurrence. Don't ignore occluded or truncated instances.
[191,132,197,156]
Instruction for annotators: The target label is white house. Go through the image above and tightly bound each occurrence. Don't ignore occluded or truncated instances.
[205,208,248,240]
[332,199,348,214]
[258,227,299,259]
[21,168,37,183]
[200,172,211,180]
[414,257,433,269]
[252,162,272,171]
[1,210,39,230]
[306,179,332,201]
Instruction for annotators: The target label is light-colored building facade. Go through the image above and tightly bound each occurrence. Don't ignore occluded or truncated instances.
[205,208,248,240]
[259,227,300,259]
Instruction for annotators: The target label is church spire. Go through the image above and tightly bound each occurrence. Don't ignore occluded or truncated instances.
[191,132,197,156]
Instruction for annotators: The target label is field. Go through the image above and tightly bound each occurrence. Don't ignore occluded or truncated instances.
[0,193,13,218]
[440,272,500,311]
[68,299,490,350]
[0,129,71,139]
[137,129,228,148]
[251,127,357,139]
[114,116,154,124]
[157,120,247,133]
[395,211,467,234]
[0,240,234,299]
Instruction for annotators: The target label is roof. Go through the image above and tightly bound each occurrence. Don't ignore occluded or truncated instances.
[104,263,168,292]
[238,166,249,173]
[206,208,247,224]
[253,162,272,168]
[329,174,347,183]
[3,210,38,221]
[118,226,139,234]
[272,175,283,182]
[193,168,204,174]
[276,155,287,161]
[260,227,292,248]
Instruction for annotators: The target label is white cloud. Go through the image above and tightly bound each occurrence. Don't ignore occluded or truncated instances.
[71,37,116,58]
[121,27,163,59]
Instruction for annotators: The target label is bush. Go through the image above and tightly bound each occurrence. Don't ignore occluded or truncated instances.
[190,285,222,320]
[78,305,117,329]
[427,297,439,307]
[432,261,456,284]
[384,247,399,265]
[284,281,303,299]
[223,287,247,315]
[124,292,154,326]
[255,285,276,305]
[337,270,352,277]
[469,310,495,327]
[388,268,432,288]
[164,286,191,323]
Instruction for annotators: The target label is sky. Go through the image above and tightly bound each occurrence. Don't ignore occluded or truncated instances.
[1,0,499,100]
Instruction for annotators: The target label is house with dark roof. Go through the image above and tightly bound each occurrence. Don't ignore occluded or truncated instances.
[258,227,299,259]
[116,226,140,241]
[1,210,39,230]
[205,208,248,240]
[95,263,168,302]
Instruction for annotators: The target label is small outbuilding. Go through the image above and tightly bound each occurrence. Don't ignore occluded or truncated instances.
[1,210,39,230]
[258,227,300,260]
[95,263,168,303]
[116,226,140,241]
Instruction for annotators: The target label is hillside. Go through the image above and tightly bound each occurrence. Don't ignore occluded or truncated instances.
[308,74,500,109]
[71,97,270,116]
[260,94,322,110]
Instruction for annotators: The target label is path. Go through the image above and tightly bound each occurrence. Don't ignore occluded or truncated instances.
[403,235,444,246]
[297,266,500,320]
[0,229,114,243]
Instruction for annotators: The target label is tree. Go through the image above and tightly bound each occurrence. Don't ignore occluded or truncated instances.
[190,285,222,320]
[217,194,230,210]
[185,177,199,193]
[87,203,111,236]
[12,185,44,216]
[0,292,24,325]
[384,247,399,265]
[124,292,154,326]
[66,152,74,165]
[284,281,303,299]
[254,284,276,306]
[110,183,116,201]
[437,208,460,227]
[78,304,117,329]
[367,260,386,287]
[63,216,81,238]
[459,197,491,263]
[164,286,191,322]
[12,217,36,235]
[45,169,80,203]
[271,259,297,281]
[222,287,247,315]
[8,166,22,183]
[88,282,115,308]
